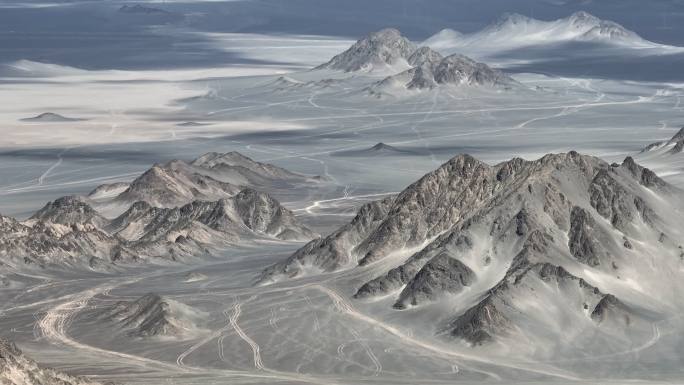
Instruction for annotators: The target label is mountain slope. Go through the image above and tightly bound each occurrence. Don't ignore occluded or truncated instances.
[260,152,684,351]
[0,338,103,385]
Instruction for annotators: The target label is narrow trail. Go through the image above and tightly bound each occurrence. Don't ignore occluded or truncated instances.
[348,328,382,376]
[33,274,333,384]
[228,298,265,370]
[36,279,185,373]
[37,148,69,186]
[409,89,440,165]
[177,310,234,368]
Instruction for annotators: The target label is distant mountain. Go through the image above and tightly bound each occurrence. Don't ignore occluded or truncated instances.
[313,29,517,96]
[176,121,211,127]
[0,338,103,385]
[87,182,130,200]
[271,76,343,92]
[424,11,663,55]
[101,151,314,208]
[100,293,203,339]
[316,28,417,73]
[0,187,316,269]
[111,188,316,244]
[260,152,683,350]
[0,153,318,270]
[368,53,516,95]
[114,159,241,208]
[118,4,169,14]
[641,127,684,155]
[333,142,416,157]
[20,112,86,122]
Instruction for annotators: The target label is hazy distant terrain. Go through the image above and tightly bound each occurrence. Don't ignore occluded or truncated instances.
[2,1,684,385]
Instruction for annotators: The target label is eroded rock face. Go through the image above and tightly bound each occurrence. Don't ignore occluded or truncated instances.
[449,296,508,345]
[621,156,665,188]
[354,232,473,300]
[591,294,628,323]
[568,206,605,267]
[589,169,653,233]
[355,154,492,266]
[394,252,474,309]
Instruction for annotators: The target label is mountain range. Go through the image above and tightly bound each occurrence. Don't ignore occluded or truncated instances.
[92,151,315,210]
[424,11,666,55]
[314,28,517,96]
[0,152,317,270]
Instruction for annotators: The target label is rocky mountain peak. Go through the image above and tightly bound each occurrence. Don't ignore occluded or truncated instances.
[407,46,443,69]
[621,156,665,187]
[566,11,601,28]
[30,196,105,227]
[316,28,417,72]
[493,12,536,28]
[102,293,202,338]
[192,151,251,168]
[582,21,637,41]
[433,54,514,87]
[669,127,684,144]
[369,51,515,94]
[640,127,684,155]
[261,152,679,351]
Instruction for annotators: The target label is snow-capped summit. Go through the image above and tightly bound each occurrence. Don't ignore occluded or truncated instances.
[421,29,462,50]
[316,28,417,73]
[423,11,658,56]
[566,11,601,29]
[487,12,539,32]
[581,20,641,42]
